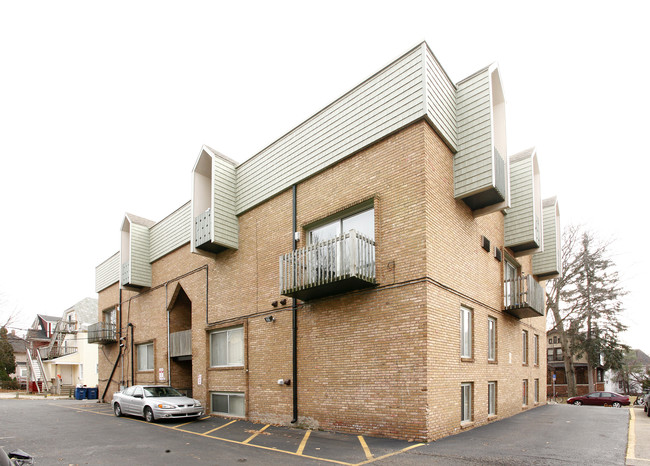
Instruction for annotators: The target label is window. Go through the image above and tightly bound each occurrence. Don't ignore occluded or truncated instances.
[211,392,245,416]
[306,207,375,281]
[461,383,472,422]
[488,381,497,416]
[210,326,244,367]
[487,317,496,362]
[308,207,374,244]
[504,260,519,306]
[534,379,539,403]
[522,330,528,365]
[597,368,604,383]
[548,337,552,344]
[547,348,554,361]
[103,308,116,325]
[522,379,528,406]
[533,334,539,365]
[137,343,153,371]
[460,306,472,359]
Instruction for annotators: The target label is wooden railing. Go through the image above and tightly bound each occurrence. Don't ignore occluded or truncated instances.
[279,230,375,298]
[170,330,192,358]
[503,274,545,318]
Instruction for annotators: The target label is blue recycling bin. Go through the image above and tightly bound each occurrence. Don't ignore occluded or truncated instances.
[86,387,98,400]
[74,387,87,400]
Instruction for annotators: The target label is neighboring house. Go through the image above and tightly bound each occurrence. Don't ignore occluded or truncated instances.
[604,349,650,394]
[546,329,604,396]
[26,300,99,393]
[92,42,561,442]
[7,331,28,387]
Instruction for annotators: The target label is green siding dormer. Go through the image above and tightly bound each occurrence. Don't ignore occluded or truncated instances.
[120,213,155,288]
[191,146,238,255]
[454,65,509,214]
[533,197,561,279]
[504,148,542,255]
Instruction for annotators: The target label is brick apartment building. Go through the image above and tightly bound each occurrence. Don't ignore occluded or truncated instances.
[92,42,561,441]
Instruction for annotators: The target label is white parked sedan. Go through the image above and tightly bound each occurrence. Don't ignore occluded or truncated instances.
[112,385,203,422]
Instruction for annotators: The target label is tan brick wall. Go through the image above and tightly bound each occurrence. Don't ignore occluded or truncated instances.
[96,119,547,441]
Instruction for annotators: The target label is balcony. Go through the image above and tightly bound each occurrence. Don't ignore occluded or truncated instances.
[47,346,78,359]
[169,330,192,358]
[121,262,130,286]
[503,274,545,319]
[88,322,117,344]
[279,230,376,301]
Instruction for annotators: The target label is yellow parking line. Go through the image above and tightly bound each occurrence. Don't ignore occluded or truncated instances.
[243,424,270,444]
[202,419,237,435]
[358,436,372,460]
[356,443,424,465]
[296,430,311,455]
[173,419,201,429]
[627,407,636,460]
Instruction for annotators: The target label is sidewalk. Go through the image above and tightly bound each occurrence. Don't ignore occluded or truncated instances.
[0,391,96,400]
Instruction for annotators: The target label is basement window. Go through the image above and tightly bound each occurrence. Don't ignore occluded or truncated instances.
[211,392,245,417]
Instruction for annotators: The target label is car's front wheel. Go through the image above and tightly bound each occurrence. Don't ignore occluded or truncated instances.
[573,400,582,406]
[612,402,621,408]
[113,403,122,417]
[144,406,155,423]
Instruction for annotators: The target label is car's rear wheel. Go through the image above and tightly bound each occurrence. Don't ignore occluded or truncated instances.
[113,403,122,417]
[144,406,155,423]
[573,400,582,406]
[612,402,621,408]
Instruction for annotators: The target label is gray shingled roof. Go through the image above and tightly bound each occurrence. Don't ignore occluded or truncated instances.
[64,297,98,325]
[7,333,26,353]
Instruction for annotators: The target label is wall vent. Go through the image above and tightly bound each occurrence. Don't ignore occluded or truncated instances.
[494,247,502,262]
[481,236,491,252]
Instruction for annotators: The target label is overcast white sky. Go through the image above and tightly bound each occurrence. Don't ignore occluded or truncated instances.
[1,1,648,350]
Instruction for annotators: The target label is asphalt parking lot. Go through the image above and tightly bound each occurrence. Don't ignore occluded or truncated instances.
[0,397,646,465]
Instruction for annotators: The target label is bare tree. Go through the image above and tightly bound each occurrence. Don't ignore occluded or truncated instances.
[0,292,21,329]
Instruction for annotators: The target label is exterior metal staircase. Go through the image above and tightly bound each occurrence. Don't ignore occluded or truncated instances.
[26,347,50,393]
[45,320,77,359]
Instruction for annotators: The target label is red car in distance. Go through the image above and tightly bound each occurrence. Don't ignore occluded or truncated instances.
[567,391,630,408]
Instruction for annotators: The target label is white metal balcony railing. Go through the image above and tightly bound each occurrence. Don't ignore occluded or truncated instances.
[169,330,192,358]
[88,322,117,344]
[503,274,545,318]
[279,230,376,300]
[121,261,130,285]
[43,345,78,359]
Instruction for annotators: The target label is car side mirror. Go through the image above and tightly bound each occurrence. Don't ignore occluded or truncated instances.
[133,394,143,399]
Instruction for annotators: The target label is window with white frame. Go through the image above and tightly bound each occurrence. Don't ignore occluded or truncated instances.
[460,306,472,359]
[487,317,496,361]
[211,392,245,416]
[461,383,472,422]
[137,343,153,371]
[488,381,497,416]
[522,330,528,365]
[522,379,528,406]
[534,378,539,403]
[308,207,375,244]
[533,334,539,365]
[210,326,244,367]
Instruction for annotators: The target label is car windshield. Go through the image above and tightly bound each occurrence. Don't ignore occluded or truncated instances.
[143,386,183,398]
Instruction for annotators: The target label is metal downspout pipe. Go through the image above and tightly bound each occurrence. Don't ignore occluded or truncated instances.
[291,184,298,423]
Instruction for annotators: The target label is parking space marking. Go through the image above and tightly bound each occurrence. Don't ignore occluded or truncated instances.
[202,419,237,436]
[358,436,372,460]
[242,424,270,444]
[59,403,424,465]
[628,407,636,461]
[296,429,311,455]
[357,443,424,465]
[173,419,201,429]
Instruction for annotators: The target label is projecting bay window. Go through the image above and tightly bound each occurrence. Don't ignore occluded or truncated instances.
[210,326,244,367]
[279,205,376,301]
[137,343,154,372]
